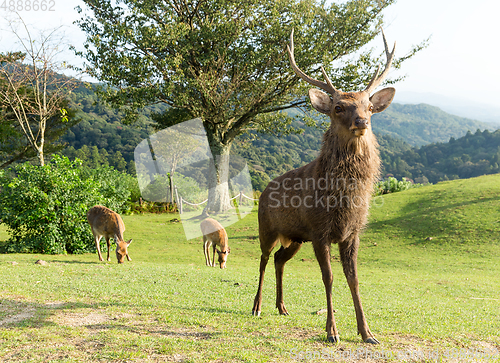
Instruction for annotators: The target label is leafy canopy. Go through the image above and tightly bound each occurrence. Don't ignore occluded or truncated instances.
[75,0,413,142]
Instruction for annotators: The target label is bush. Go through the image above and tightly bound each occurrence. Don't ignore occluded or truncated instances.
[0,155,130,254]
[374,176,423,196]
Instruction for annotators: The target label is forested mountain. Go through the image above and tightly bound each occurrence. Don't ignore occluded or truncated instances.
[54,85,500,191]
[59,85,159,174]
[371,103,493,146]
[383,129,500,184]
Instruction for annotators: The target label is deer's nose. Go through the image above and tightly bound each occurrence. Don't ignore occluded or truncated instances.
[354,118,369,129]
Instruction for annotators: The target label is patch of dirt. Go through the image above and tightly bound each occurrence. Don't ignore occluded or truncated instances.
[0,308,35,326]
[50,312,110,327]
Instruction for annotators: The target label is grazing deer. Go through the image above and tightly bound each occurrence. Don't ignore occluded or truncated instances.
[200,218,230,269]
[252,29,396,344]
[87,205,132,264]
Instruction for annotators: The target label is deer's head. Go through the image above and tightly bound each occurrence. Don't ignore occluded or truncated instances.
[115,238,132,264]
[288,29,396,153]
[216,247,230,269]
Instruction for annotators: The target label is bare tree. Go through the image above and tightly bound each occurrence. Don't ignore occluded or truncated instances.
[0,16,76,166]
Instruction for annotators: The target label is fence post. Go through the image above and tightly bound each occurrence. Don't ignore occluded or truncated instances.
[239,191,243,206]
[174,186,182,214]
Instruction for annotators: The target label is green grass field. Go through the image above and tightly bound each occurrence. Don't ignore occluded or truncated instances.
[0,175,499,362]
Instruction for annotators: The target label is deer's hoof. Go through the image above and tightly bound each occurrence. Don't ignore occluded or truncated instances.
[327,335,340,344]
[252,310,261,317]
[364,337,380,344]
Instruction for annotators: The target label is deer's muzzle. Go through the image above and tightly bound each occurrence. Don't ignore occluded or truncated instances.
[351,118,369,136]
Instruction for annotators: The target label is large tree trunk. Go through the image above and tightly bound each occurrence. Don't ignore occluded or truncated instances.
[204,125,232,213]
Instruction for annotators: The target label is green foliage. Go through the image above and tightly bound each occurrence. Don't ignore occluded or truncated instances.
[374,176,422,196]
[0,155,131,254]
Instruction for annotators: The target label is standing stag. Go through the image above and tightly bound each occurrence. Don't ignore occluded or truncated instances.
[252,29,396,344]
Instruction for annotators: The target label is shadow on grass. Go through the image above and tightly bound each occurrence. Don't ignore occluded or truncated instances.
[0,298,128,329]
[173,304,249,317]
[85,322,219,340]
[49,259,107,265]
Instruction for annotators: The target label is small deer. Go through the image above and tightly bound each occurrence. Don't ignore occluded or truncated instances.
[87,205,132,264]
[252,29,396,344]
[200,218,230,269]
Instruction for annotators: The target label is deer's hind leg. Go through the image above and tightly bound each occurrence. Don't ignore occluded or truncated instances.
[94,234,104,261]
[274,239,302,315]
[203,236,212,266]
[252,230,279,316]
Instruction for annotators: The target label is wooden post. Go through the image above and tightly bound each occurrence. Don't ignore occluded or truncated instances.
[239,191,243,206]
[174,186,182,214]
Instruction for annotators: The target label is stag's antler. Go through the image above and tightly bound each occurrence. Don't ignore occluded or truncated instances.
[287,29,339,95]
[287,28,395,95]
[364,28,396,94]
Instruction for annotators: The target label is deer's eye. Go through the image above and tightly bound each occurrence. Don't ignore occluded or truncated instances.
[369,105,374,112]
[334,106,343,113]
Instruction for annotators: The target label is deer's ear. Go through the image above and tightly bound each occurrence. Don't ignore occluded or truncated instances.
[369,87,395,113]
[309,89,332,114]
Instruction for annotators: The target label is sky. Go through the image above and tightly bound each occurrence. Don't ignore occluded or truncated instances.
[1,0,499,120]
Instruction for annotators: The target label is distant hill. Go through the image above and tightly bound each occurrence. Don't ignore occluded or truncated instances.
[372,103,494,147]
[383,128,500,184]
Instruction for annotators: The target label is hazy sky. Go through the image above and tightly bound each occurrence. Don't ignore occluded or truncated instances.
[1,0,498,109]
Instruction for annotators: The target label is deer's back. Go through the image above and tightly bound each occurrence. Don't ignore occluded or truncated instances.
[200,218,228,246]
[87,205,125,239]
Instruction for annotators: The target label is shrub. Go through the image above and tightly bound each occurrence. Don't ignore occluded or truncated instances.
[0,155,130,254]
[374,176,423,196]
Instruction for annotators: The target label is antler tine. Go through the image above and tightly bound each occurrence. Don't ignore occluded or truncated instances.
[365,27,396,94]
[287,29,338,95]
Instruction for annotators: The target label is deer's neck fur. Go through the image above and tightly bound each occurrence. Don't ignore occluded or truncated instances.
[313,126,381,242]
[316,126,380,186]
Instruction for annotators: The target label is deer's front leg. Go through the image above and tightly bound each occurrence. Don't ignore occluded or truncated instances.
[106,238,111,262]
[313,241,339,343]
[212,244,217,267]
[339,235,379,344]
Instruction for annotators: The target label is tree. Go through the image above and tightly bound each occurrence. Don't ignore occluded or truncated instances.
[0,17,77,166]
[148,121,202,203]
[76,0,423,212]
[0,80,78,169]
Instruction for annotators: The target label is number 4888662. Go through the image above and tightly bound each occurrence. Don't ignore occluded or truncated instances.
[1,0,56,11]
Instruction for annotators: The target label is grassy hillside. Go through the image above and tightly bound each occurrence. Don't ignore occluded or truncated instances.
[0,175,499,361]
